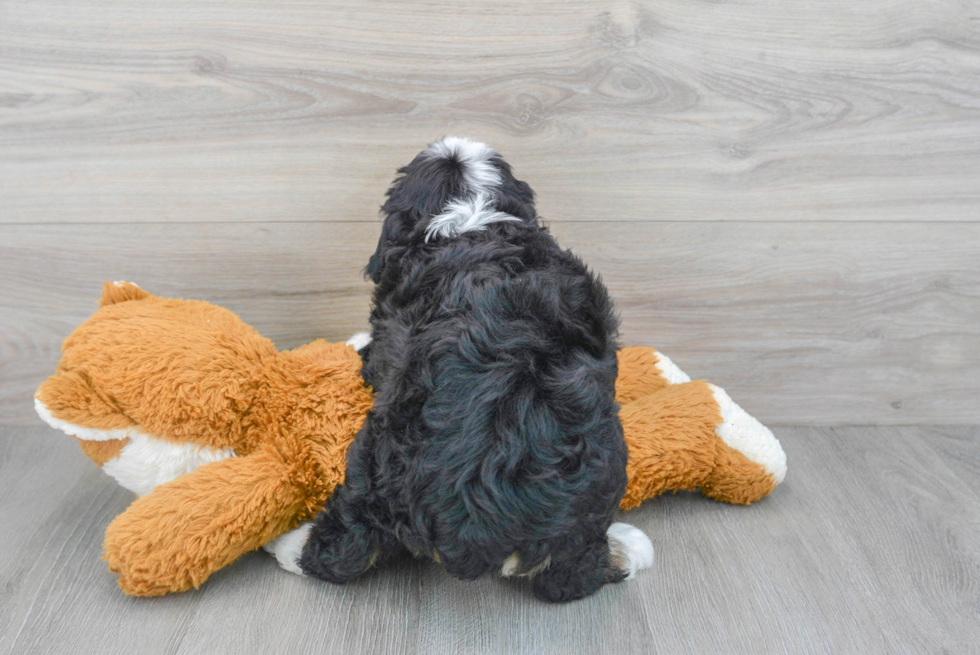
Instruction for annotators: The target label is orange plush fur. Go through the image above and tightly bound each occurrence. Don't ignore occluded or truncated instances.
[36,283,785,597]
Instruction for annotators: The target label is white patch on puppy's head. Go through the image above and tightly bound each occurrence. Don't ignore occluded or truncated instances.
[424,136,502,196]
[424,193,520,242]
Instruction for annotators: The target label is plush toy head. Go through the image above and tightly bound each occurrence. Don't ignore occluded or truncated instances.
[36,282,372,499]
[36,283,785,596]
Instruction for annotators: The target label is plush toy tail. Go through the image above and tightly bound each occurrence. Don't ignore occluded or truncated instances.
[101,281,150,306]
[104,447,312,596]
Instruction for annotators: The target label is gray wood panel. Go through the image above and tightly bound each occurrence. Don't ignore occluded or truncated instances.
[2,0,979,224]
[2,221,978,427]
[2,425,978,654]
[3,1,979,652]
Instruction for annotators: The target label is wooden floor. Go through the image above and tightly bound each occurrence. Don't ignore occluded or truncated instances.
[2,0,980,653]
[0,426,977,654]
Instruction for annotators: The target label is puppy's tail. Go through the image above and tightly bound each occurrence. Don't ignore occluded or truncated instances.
[606,523,654,580]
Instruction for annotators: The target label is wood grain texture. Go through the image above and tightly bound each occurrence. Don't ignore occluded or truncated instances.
[2,425,978,654]
[2,221,977,427]
[2,0,979,224]
[3,1,978,652]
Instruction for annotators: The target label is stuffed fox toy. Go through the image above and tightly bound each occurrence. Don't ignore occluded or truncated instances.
[34,282,786,597]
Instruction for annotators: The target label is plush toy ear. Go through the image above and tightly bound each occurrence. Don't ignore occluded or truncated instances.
[103,446,315,596]
[100,281,151,306]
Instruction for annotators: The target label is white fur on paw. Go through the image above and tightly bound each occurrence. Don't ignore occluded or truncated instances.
[653,352,691,384]
[264,522,312,576]
[112,280,140,288]
[345,331,372,352]
[499,552,551,578]
[500,552,520,577]
[709,384,787,484]
[607,522,654,580]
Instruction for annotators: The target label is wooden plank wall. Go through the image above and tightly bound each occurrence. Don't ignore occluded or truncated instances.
[2,0,979,426]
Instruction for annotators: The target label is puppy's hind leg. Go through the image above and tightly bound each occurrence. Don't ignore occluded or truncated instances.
[299,497,391,584]
[531,524,653,603]
[269,518,388,583]
[271,433,396,583]
[276,481,397,583]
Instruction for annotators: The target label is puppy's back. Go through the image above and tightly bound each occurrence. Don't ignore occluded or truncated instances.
[391,234,626,580]
[361,137,645,597]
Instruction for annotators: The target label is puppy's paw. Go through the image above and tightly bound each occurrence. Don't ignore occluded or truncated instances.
[264,522,312,575]
[345,331,372,352]
[607,522,654,580]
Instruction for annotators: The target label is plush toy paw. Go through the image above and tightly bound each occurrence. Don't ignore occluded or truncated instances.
[708,384,787,484]
[264,522,312,575]
[607,523,655,579]
[345,332,372,352]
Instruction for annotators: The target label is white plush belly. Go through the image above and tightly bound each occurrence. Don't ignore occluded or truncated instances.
[102,433,235,496]
[36,398,236,496]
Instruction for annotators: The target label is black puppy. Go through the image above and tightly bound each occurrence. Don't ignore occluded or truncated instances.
[271,137,653,602]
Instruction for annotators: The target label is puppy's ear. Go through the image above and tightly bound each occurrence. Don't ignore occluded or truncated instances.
[365,210,405,282]
[367,148,468,281]
[489,157,538,224]
[365,218,391,282]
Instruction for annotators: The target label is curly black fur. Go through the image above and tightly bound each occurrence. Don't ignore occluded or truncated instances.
[300,138,631,602]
